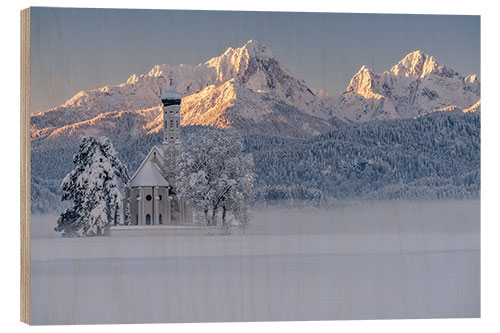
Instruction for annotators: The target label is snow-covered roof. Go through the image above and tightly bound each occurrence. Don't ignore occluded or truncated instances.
[152,145,163,158]
[129,160,169,187]
[127,146,168,188]
[161,89,181,101]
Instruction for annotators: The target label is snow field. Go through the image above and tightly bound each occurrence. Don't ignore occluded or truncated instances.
[30,200,479,324]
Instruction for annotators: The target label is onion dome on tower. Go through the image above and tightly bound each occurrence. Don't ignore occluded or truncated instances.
[161,89,182,106]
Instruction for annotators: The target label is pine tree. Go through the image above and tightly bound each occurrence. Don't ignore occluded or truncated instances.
[55,136,129,236]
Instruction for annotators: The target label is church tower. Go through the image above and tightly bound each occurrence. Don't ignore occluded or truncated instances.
[121,87,192,228]
[160,89,182,188]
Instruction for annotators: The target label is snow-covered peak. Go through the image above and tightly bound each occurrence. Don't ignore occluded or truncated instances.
[335,50,480,122]
[465,74,478,84]
[204,39,275,82]
[390,50,439,78]
[240,39,274,59]
[351,65,375,78]
[208,40,273,63]
[346,65,383,99]
[31,38,333,142]
[126,74,140,84]
[148,64,165,78]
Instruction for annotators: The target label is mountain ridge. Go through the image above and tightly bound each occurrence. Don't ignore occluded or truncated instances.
[31,40,336,149]
[31,43,480,150]
[333,50,480,122]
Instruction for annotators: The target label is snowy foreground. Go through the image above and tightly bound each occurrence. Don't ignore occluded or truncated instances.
[31,200,479,325]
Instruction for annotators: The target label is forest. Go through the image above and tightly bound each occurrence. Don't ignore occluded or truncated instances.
[31,111,480,213]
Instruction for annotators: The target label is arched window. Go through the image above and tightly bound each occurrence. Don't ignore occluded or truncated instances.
[146,214,151,225]
[176,120,179,128]
[135,214,138,225]
[170,119,173,128]
[159,214,163,225]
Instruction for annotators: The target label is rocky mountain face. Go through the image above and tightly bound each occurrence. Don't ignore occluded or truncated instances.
[31,40,333,150]
[30,43,480,150]
[333,50,480,122]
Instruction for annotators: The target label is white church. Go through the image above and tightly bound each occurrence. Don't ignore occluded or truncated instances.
[121,89,193,226]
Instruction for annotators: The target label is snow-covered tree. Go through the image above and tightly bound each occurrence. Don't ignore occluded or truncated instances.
[32,111,481,214]
[123,200,131,225]
[177,128,254,227]
[217,138,254,227]
[55,136,129,237]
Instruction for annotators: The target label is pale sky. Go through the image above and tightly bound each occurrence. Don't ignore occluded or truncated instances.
[30,7,480,113]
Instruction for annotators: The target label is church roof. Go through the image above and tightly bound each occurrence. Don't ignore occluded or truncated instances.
[152,145,163,157]
[128,160,169,187]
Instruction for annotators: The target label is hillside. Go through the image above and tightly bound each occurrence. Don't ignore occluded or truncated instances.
[31,111,480,213]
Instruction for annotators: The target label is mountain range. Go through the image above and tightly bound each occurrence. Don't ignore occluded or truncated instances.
[333,50,480,122]
[30,40,480,150]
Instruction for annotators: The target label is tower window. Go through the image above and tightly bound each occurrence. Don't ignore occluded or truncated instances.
[159,214,163,225]
[146,214,151,225]
[146,195,152,201]
[165,121,167,128]
[170,120,173,127]
[171,137,173,140]
[176,120,179,128]
[135,215,138,225]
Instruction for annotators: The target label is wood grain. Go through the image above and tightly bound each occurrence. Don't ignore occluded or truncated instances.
[20,7,31,325]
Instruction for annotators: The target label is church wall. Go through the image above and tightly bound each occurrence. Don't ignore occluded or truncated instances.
[142,187,154,225]
[153,187,170,225]
[127,186,175,226]
[129,187,139,225]
[126,187,194,226]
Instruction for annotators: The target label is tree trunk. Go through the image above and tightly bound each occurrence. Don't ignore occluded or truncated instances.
[222,205,227,227]
[204,208,209,226]
[211,206,218,226]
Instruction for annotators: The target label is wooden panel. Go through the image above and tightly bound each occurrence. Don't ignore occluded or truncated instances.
[20,7,31,325]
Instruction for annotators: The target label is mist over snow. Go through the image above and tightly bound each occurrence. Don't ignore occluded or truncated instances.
[31,200,479,324]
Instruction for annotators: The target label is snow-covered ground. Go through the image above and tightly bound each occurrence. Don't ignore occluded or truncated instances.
[30,200,480,325]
